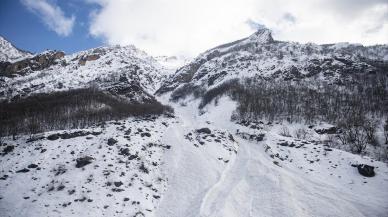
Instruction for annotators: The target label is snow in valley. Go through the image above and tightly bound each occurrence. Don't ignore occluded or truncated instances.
[1,96,388,217]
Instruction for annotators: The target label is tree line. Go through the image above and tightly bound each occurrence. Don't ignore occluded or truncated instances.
[0,87,173,138]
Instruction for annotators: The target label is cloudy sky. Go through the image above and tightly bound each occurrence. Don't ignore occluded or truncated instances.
[1,0,387,56]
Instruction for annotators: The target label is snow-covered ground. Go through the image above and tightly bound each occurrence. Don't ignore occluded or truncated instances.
[156,96,388,217]
[1,95,388,217]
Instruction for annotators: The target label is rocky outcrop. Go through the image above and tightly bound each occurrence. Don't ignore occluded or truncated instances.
[78,54,100,66]
[0,50,65,77]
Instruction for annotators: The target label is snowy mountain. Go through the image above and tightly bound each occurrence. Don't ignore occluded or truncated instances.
[1,30,388,217]
[0,44,172,103]
[154,55,191,73]
[0,36,32,62]
[157,28,388,94]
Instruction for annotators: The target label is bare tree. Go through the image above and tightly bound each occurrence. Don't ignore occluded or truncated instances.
[384,118,388,145]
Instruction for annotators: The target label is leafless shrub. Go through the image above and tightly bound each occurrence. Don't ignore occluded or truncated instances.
[384,118,388,144]
[280,126,291,137]
[337,115,368,154]
[363,118,378,145]
[295,128,308,140]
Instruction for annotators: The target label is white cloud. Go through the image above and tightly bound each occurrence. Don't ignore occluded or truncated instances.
[21,0,75,36]
[88,0,388,56]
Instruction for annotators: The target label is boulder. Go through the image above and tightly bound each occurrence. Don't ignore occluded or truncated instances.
[119,148,130,156]
[107,138,118,146]
[47,134,60,141]
[357,164,375,177]
[75,156,94,168]
[141,132,151,137]
[196,128,211,134]
[315,126,338,134]
[16,168,30,173]
[2,145,14,155]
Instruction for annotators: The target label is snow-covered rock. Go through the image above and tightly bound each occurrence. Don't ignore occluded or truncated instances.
[0,36,32,62]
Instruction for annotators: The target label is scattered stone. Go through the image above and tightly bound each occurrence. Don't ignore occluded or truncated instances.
[57,184,65,191]
[141,132,151,137]
[75,156,94,168]
[27,164,39,169]
[128,154,138,160]
[16,168,30,173]
[112,188,124,192]
[139,163,149,174]
[279,142,288,147]
[119,148,130,156]
[0,175,9,180]
[114,181,123,187]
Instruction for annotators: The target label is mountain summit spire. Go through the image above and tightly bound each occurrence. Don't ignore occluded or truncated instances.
[248,28,274,43]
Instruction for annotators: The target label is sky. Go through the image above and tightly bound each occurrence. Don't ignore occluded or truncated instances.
[0,0,387,57]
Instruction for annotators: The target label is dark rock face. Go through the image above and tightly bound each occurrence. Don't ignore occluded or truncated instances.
[78,54,100,66]
[114,181,123,187]
[75,156,94,168]
[47,134,60,141]
[27,164,38,169]
[119,148,130,156]
[0,51,65,77]
[237,132,265,142]
[47,131,101,141]
[315,126,338,134]
[140,132,151,137]
[357,164,375,177]
[16,168,30,173]
[196,128,211,134]
[2,145,14,155]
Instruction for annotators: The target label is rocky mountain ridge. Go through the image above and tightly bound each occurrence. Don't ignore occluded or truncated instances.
[157,28,388,94]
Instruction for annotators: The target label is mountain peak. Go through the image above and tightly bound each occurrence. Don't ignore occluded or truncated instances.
[247,28,274,43]
[0,35,32,62]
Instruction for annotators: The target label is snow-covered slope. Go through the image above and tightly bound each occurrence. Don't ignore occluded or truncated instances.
[154,55,191,73]
[3,96,387,217]
[156,96,388,217]
[0,36,32,62]
[158,28,388,94]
